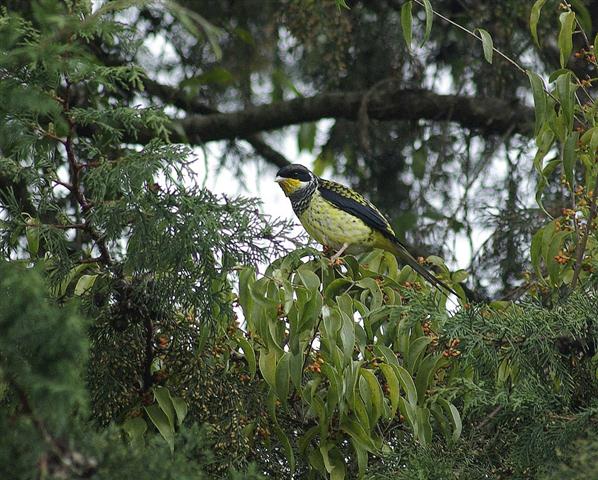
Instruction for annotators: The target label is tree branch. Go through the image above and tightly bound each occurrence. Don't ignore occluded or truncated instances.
[143,79,290,167]
[175,87,534,143]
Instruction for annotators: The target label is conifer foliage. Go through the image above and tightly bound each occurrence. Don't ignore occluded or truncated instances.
[1,1,598,480]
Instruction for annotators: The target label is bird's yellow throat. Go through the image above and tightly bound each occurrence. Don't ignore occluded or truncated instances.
[277,178,303,196]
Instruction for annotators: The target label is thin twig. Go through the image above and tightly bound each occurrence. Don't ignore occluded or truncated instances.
[62,77,112,265]
[570,174,598,290]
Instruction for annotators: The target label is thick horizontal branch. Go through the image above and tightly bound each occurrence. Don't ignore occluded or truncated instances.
[177,88,534,143]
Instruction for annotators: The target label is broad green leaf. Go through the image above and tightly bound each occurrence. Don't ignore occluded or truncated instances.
[289,351,303,390]
[26,225,39,256]
[393,364,418,405]
[273,425,295,473]
[340,418,377,452]
[398,396,418,433]
[415,406,433,445]
[439,399,462,441]
[170,396,188,426]
[259,349,278,387]
[296,268,321,291]
[144,403,174,452]
[406,336,432,373]
[329,449,347,480]
[421,0,433,46]
[562,131,579,187]
[476,28,493,64]
[415,354,441,405]
[153,386,176,429]
[74,274,97,296]
[530,0,548,47]
[324,278,353,299]
[339,311,355,364]
[360,368,384,426]
[527,70,547,136]
[238,267,255,318]
[452,269,468,283]
[275,352,291,401]
[571,0,592,35]
[401,1,413,50]
[380,363,400,417]
[52,263,91,297]
[373,345,400,369]
[236,335,256,378]
[298,425,319,454]
[123,416,147,448]
[350,437,369,478]
[558,10,576,67]
[556,71,574,131]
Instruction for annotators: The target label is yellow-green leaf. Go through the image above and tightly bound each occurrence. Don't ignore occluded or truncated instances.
[236,335,256,378]
[421,0,433,46]
[558,10,576,68]
[401,1,413,50]
[476,28,493,64]
[530,0,548,47]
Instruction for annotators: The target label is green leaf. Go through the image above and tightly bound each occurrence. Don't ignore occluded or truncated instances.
[452,269,468,283]
[558,10,576,68]
[562,131,579,187]
[360,368,384,426]
[401,1,413,50]
[415,354,441,405]
[421,0,434,46]
[380,363,400,417]
[530,0,548,47]
[339,311,355,364]
[236,335,256,378]
[406,336,432,373]
[259,349,278,387]
[349,437,369,478]
[74,274,97,296]
[393,364,418,405]
[153,386,176,430]
[440,399,462,441]
[273,425,296,473]
[170,396,188,426]
[275,352,291,401]
[123,417,147,448]
[556,71,574,131]
[415,406,433,445]
[476,28,493,64]
[26,225,39,257]
[527,70,547,136]
[296,268,321,291]
[144,403,174,452]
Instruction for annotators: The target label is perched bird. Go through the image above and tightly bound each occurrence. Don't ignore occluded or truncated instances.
[275,163,456,296]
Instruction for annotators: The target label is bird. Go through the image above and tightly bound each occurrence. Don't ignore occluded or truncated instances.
[275,163,457,296]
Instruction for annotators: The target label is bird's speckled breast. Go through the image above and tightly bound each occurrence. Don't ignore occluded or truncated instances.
[298,190,374,253]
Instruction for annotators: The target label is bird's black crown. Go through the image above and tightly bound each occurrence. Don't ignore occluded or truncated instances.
[276,164,313,182]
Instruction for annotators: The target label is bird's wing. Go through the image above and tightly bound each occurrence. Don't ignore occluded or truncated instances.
[318,179,396,239]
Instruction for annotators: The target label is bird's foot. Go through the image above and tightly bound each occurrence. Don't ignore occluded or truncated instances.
[322,245,332,256]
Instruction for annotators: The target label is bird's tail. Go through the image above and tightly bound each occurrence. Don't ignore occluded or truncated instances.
[389,238,458,297]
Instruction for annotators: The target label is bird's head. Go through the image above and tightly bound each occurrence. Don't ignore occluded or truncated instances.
[275,164,315,196]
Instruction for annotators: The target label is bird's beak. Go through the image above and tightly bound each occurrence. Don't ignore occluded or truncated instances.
[275,176,285,183]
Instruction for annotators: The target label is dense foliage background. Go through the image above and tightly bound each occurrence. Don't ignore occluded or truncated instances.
[1,0,597,478]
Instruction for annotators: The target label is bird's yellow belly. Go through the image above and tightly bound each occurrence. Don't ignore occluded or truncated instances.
[298,193,374,253]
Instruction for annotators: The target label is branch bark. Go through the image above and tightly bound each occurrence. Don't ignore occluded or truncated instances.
[174,87,534,144]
